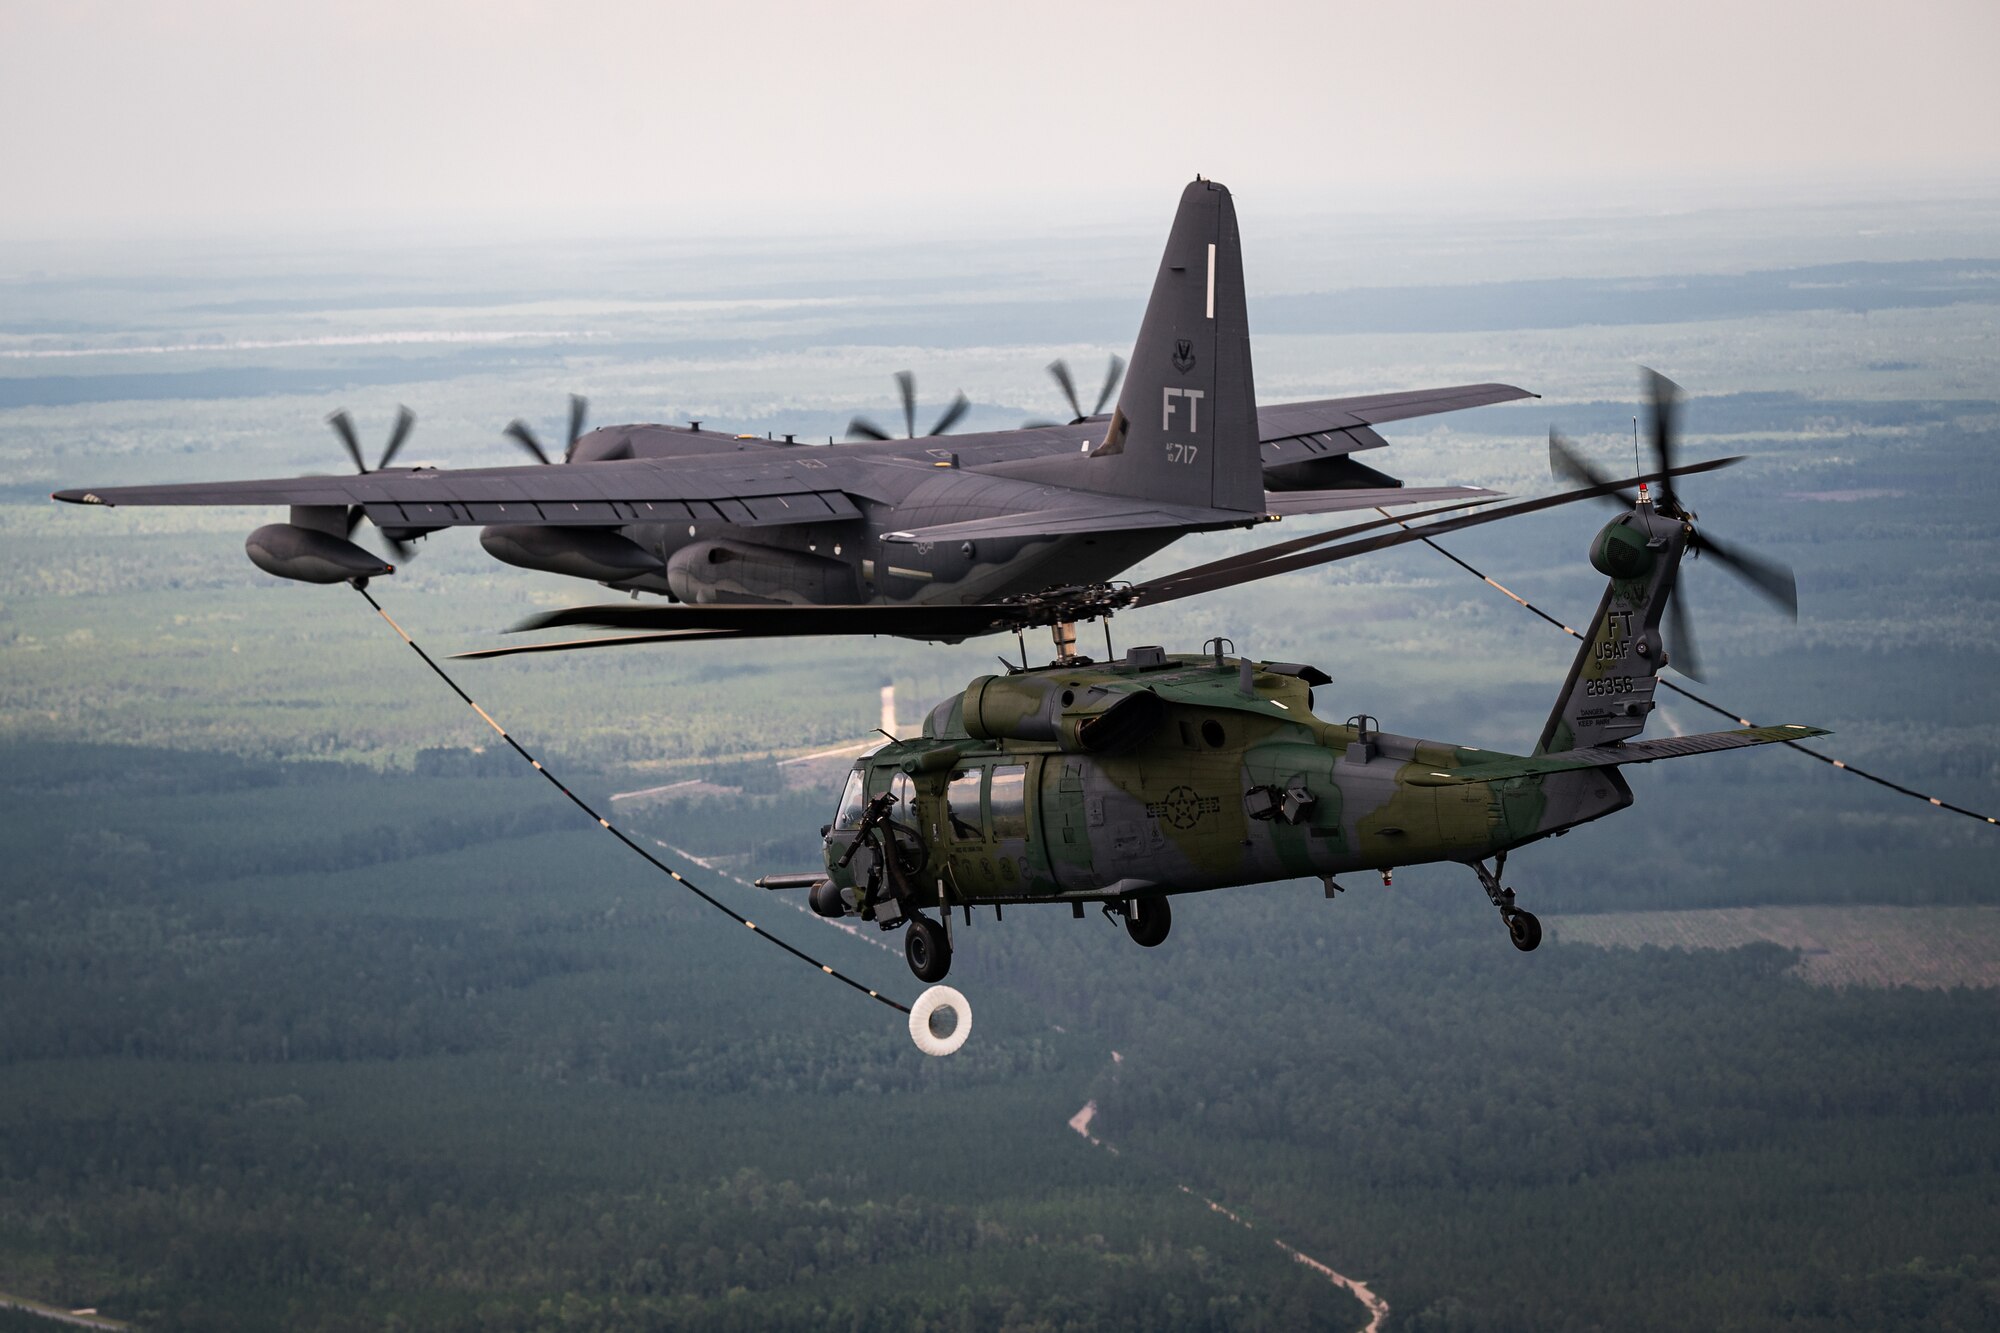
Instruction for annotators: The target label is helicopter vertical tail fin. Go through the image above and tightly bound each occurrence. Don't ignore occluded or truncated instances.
[1081,178,1264,514]
[1535,509,1693,755]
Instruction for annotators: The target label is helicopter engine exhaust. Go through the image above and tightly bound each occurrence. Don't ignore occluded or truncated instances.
[960,674,1165,754]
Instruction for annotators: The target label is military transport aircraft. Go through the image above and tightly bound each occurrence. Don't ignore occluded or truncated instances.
[52,179,1530,620]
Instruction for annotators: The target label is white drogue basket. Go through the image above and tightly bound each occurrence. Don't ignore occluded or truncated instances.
[908,985,972,1056]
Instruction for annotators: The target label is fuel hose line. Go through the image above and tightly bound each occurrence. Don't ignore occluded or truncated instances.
[354,583,912,1015]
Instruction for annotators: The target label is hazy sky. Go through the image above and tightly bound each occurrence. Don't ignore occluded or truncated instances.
[3,0,1997,242]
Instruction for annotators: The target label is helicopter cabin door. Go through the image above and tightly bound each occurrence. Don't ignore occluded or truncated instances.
[939,758,1039,903]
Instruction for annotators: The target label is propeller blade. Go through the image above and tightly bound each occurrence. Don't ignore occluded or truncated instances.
[1692,529,1799,619]
[896,370,917,439]
[1092,355,1125,415]
[343,505,365,539]
[504,420,553,466]
[1549,429,1636,509]
[1665,574,1704,680]
[566,394,588,458]
[1642,367,1683,514]
[377,405,417,470]
[846,417,892,442]
[327,410,368,474]
[926,392,970,437]
[1048,359,1086,422]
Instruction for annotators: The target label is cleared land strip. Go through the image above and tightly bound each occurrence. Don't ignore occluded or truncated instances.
[1550,905,2000,989]
[0,1292,131,1330]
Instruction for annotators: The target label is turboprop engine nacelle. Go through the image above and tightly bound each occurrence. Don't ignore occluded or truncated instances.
[955,673,1165,755]
[480,525,665,583]
[245,524,394,584]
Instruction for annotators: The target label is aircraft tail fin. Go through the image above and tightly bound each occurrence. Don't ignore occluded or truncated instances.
[1081,178,1264,514]
[1535,508,1693,755]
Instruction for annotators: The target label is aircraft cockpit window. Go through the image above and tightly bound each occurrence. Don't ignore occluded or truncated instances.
[946,769,983,840]
[989,765,1028,839]
[833,770,867,830]
[890,771,915,813]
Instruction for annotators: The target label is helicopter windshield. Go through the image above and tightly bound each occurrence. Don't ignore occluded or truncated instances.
[833,770,867,830]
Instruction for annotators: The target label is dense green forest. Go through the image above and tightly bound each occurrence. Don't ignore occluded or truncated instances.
[4,212,1999,1329]
[2,740,1996,1330]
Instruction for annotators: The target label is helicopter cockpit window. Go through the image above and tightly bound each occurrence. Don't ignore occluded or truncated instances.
[833,770,867,830]
[889,771,915,814]
[989,765,1028,839]
[946,769,983,840]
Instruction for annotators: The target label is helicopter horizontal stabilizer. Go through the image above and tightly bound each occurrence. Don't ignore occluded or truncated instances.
[1414,724,1829,785]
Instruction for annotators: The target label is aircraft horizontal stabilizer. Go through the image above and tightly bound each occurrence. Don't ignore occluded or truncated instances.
[1262,484,1498,517]
[1413,724,1830,786]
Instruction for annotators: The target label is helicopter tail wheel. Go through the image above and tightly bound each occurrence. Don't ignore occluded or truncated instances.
[904,914,953,982]
[1123,896,1172,948]
[1505,909,1543,952]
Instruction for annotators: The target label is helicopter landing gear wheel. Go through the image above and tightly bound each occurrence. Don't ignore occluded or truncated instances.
[905,914,952,982]
[1123,896,1172,948]
[1468,856,1541,953]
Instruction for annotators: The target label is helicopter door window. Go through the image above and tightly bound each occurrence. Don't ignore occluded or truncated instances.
[989,765,1028,839]
[946,769,983,840]
[890,771,915,813]
[833,770,867,829]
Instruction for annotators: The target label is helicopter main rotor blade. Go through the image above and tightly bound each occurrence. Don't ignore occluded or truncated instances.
[484,457,1740,657]
[1642,366,1683,515]
[1549,429,1635,509]
[508,599,1032,642]
[452,629,754,659]
[1129,456,1742,609]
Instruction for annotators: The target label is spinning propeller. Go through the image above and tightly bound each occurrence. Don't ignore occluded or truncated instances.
[1547,368,1797,679]
[325,406,420,561]
[505,394,589,465]
[847,372,970,441]
[1047,355,1125,424]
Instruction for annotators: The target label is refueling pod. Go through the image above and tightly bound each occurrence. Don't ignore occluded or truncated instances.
[245,524,393,584]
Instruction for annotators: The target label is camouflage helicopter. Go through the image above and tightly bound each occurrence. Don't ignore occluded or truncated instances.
[751,374,1818,982]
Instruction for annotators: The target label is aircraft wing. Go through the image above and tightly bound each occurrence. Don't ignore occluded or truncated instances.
[52,455,866,528]
[1257,382,1538,444]
[881,499,1260,545]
